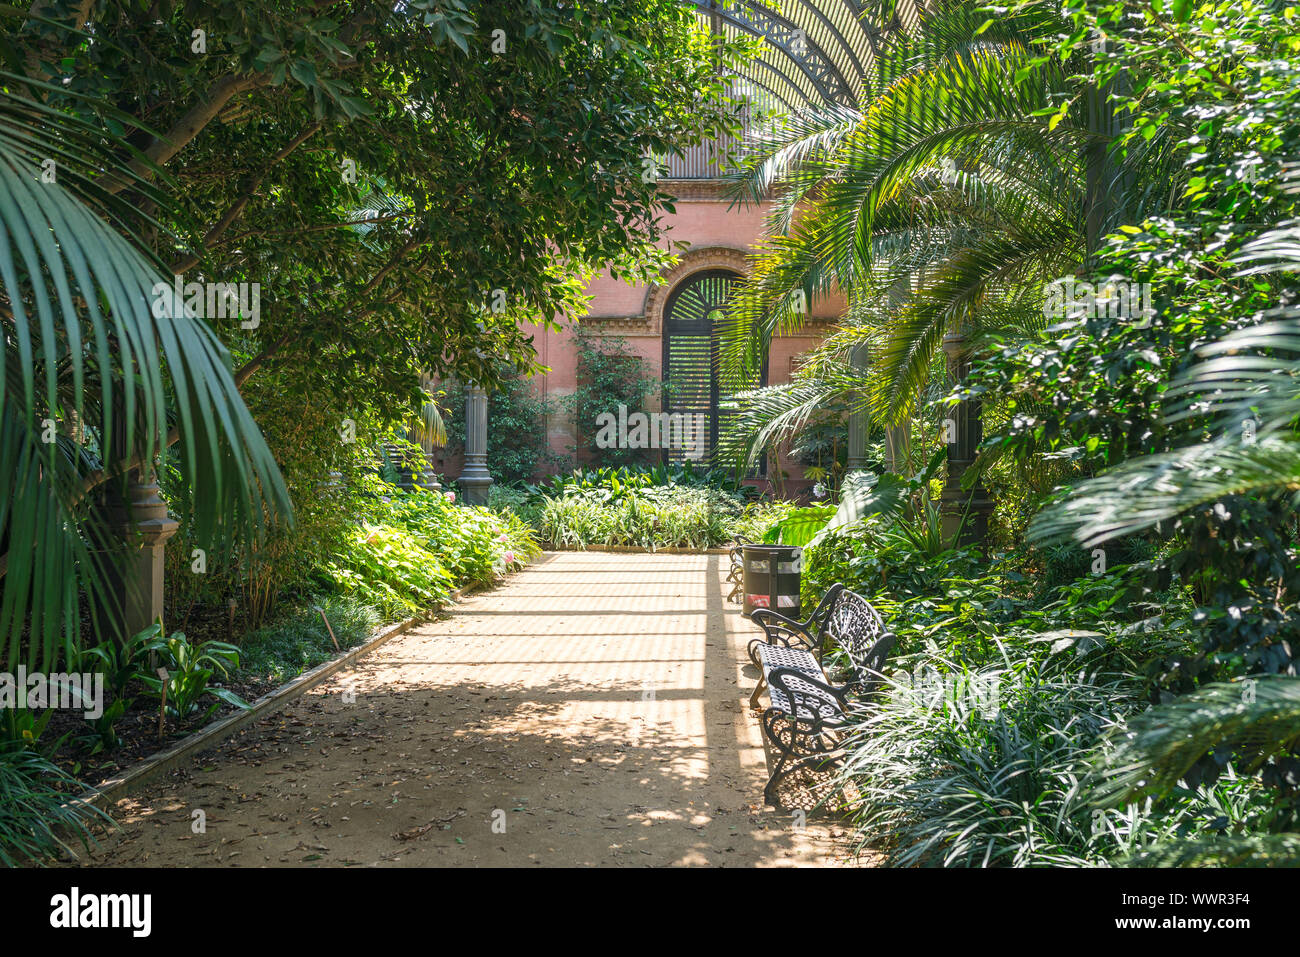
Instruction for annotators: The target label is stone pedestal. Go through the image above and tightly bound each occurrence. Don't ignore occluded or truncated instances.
[383,438,440,492]
[102,468,180,640]
[939,330,994,547]
[459,382,493,505]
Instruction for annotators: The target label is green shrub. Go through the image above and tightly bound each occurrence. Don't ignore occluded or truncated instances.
[320,481,540,618]
[160,389,388,628]
[839,653,1135,866]
[538,485,783,550]
[529,463,753,499]
[238,596,382,686]
[72,625,171,754]
[0,745,111,866]
[838,650,1269,867]
[322,521,455,619]
[137,627,249,721]
[380,485,540,586]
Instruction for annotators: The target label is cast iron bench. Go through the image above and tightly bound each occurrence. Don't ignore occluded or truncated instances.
[726,537,753,604]
[746,585,895,808]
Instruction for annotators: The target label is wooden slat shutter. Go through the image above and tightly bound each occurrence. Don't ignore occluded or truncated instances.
[661,270,765,466]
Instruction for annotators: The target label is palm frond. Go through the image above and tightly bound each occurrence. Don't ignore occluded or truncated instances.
[1028,434,1300,548]
[1032,313,1300,547]
[715,378,853,470]
[0,122,291,666]
[1122,833,1300,867]
[1094,677,1300,806]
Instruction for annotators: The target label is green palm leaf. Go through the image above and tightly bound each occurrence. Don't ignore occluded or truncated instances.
[1094,677,1300,806]
[0,118,291,667]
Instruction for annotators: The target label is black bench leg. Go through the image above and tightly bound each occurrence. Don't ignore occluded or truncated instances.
[764,755,788,808]
[761,711,844,810]
[761,710,796,807]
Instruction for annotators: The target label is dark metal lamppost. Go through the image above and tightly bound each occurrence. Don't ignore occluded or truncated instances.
[939,328,994,546]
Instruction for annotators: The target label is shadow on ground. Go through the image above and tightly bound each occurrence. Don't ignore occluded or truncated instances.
[70,552,861,867]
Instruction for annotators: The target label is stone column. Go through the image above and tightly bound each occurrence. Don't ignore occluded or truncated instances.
[939,329,994,547]
[459,382,492,505]
[103,466,180,639]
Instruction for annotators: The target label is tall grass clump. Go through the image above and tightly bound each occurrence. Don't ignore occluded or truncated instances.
[0,747,111,866]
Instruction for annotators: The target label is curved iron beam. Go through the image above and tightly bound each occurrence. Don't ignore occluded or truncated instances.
[691,0,855,105]
[773,0,869,90]
[735,73,802,115]
[742,49,819,110]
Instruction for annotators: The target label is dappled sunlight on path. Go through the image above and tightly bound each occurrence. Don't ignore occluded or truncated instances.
[82,552,859,867]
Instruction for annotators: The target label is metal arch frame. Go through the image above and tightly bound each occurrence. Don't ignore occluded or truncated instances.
[836,0,877,55]
[692,1,920,111]
[692,0,855,106]
[714,29,822,113]
[783,0,870,93]
[732,1,853,104]
[739,73,803,113]
[843,0,905,65]
[739,53,818,111]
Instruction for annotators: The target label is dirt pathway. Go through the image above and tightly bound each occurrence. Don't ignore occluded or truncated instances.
[80,552,860,867]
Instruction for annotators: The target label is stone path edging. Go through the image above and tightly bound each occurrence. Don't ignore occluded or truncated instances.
[75,584,483,809]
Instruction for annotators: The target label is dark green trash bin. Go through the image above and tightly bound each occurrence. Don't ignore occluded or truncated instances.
[741,544,802,619]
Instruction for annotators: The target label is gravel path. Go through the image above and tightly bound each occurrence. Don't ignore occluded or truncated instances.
[79,552,859,867]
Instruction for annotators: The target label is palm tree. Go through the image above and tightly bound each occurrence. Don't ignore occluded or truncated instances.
[1094,676,1300,866]
[717,0,1129,534]
[0,72,290,671]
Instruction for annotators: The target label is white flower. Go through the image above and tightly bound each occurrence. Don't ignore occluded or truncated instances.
[812,482,828,499]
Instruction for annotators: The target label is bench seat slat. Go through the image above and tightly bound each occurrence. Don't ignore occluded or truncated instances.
[756,643,842,719]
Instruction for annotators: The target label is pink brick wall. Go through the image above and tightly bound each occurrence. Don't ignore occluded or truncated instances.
[442,181,843,497]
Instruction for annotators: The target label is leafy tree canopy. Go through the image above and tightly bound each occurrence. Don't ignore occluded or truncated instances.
[10,0,749,420]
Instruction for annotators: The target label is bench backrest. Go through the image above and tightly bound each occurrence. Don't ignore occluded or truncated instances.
[825,588,894,694]
[728,538,754,572]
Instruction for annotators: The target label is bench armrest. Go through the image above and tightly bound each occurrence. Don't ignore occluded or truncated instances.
[748,609,819,662]
[750,606,806,631]
[751,584,846,657]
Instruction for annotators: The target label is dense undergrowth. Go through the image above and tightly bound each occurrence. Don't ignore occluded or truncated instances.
[804,527,1277,866]
[495,465,788,550]
[708,0,1300,868]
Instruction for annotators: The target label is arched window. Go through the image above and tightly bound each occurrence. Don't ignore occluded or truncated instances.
[661,269,767,465]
